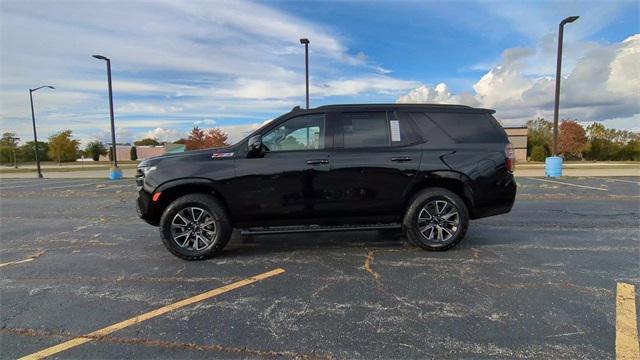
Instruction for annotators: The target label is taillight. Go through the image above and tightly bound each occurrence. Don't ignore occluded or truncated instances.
[505,143,515,172]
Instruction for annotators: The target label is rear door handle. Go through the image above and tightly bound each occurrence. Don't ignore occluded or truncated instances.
[306,159,329,165]
[391,156,412,162]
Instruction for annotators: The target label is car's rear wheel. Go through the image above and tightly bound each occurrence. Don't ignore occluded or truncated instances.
[403,188,469,251]
[159,194,231,260]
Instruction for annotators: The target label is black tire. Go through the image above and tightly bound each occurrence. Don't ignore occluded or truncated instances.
[159,194,231,260]
[403,188,469,251]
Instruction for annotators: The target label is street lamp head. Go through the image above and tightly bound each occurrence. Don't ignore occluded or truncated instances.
[30,85,56,92]
[92,54,109,61]
[561,16,579,24]
[299,38,309,45]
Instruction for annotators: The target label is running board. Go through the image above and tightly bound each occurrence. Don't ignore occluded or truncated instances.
[240,223,401,235]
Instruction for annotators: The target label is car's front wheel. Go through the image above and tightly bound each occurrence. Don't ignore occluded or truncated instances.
[159,194,231,260]
[403,188,469,251]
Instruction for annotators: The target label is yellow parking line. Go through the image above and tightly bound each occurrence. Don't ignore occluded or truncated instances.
[0,258,35,268]
[616,282,640,360]
[18,268,286,360]
[0,251,45,268]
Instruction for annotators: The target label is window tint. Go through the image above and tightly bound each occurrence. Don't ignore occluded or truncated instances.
[342,112,389,148]
[426,112,505,143]
[262,114,325,151]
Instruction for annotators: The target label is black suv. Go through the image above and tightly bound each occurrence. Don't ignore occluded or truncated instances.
[136,104,516,260]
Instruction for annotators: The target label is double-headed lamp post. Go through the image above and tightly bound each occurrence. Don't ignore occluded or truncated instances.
[299,38,310,109]
[29,85,55,178]
[552,16,579,155]
[93,54,121,179]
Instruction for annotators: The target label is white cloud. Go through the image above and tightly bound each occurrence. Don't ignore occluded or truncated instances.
[398,34,640,129]
[0,0,410,144]
[144,128,186,143]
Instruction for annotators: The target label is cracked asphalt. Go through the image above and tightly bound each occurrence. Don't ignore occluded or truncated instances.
[1,176,639,359]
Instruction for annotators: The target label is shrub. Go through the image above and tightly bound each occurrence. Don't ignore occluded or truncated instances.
[130,146,138,161]
[530,145,547,162]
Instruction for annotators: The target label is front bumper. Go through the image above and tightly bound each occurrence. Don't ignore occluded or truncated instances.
[136,189,160,226]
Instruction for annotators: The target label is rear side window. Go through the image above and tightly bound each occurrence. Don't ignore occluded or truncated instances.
[426,112,505,143]
[342,112,389,148]
[389,112,423,146]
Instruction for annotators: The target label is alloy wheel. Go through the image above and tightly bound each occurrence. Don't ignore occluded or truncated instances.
[417,200,460,242]
[170,207,217,251]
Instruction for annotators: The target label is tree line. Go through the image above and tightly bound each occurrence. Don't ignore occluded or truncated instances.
[526,119,639,161]
[1,125,230,165]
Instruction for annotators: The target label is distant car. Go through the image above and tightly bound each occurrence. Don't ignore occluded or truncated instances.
[136,104,516,260]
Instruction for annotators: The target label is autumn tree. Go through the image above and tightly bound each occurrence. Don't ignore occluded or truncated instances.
[205,128,229,148]
[48,130,80,164]
[134,138,160,146]
[185,126,230,150]
[558,120,587,159]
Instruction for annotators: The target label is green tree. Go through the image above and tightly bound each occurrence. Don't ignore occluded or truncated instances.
[130,146,138,161]
[85,141,107,161]
[17,141,49,162]
[134,138,160,146]
[0,132,20,164]
[530,146,547,162]
[48,130,80,164]
[526,118,552,158]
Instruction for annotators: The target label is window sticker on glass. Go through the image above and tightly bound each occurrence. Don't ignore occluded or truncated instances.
[390,120,401,142]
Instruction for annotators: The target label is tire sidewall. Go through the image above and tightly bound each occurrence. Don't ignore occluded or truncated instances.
[404,189,469,250]
[160,194,231,259]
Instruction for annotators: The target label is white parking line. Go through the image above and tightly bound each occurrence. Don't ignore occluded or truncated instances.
[0,180,94,190]
[526,177,608,191]
[588,177,640,185]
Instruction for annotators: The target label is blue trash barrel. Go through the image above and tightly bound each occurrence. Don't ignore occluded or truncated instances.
[108,167,123,180]
[545,156,563,177]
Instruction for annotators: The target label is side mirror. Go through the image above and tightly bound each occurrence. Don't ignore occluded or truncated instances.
[247,135,264,156]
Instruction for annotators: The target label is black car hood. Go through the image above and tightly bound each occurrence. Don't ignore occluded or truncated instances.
[138,144,240,167]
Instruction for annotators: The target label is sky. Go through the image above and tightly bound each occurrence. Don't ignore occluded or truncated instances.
[1,0,638,146]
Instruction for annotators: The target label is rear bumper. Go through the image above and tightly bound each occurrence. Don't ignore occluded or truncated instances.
[469,174,517,219]
[136,190,160,226]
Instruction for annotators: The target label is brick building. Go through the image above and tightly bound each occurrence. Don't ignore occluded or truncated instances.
[99,144,185,161]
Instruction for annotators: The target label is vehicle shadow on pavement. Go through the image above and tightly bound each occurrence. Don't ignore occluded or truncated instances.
[220,230,408,257]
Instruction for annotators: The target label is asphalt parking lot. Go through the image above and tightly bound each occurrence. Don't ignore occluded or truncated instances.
[1,176,639,359]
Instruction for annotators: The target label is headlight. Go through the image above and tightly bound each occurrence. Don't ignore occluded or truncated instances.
[138,166,156,177]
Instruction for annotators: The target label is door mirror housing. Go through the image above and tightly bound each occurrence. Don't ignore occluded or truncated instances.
[247,135,265,157]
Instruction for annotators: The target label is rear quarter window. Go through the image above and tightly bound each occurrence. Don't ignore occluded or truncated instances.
[426,112,506,143]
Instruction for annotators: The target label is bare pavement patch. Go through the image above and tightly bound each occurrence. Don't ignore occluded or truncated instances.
[0,177,638,359]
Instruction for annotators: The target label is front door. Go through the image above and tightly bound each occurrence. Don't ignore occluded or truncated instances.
[231,113,333,225]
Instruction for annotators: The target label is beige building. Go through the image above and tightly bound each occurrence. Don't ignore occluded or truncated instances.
[503,127,528,162]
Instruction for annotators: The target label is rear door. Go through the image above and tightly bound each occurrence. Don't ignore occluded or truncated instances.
[326,111,423,220]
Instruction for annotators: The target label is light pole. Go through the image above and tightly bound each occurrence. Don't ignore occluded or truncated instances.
[552,16,579,155]
[29,85,54,178]
[93,54,122,179]
[299,38,310,109]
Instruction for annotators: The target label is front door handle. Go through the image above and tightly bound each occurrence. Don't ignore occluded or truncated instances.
[306,159,329,165]
[391,156,413,162]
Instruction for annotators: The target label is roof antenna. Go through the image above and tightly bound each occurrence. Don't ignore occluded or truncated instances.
[291,105,302,112]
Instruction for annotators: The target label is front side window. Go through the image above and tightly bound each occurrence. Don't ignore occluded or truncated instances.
[262,114,325,151]
[342,112,389,148]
